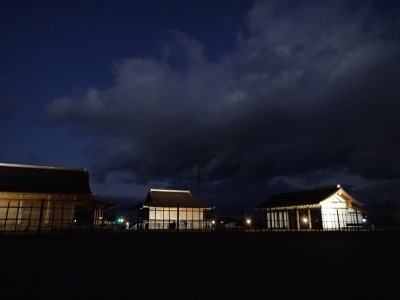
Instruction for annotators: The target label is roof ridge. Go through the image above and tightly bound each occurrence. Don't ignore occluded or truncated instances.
[150,189,191,193]
[0,163,85,172]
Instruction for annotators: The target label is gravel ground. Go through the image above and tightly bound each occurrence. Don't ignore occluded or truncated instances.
[0,231,399,299]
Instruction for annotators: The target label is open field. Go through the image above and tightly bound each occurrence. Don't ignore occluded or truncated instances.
[1,231,399,299]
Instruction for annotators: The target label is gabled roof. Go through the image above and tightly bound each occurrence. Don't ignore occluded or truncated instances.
[256,185,341,209]
[0,163,91,194]
[142,189,211,208]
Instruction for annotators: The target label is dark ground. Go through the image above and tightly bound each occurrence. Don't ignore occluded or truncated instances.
[0,231,399,299]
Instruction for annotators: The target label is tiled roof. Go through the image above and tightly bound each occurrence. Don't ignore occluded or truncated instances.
[142,189,211,208]
[256,185,340,209]
[0,163,91,194]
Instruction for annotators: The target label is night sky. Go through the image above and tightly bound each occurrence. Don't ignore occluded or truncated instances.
[1,0,399,211]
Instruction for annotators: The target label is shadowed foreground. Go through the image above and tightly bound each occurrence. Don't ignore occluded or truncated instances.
[0,232,398,299]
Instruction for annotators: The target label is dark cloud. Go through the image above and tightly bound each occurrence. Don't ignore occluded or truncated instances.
[41,0,400,205]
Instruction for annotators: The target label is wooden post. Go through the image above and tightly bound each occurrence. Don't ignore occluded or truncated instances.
[191,207,194,231]
[91,204,95,232]
[355,210,360,231]
[308,208,312,230]
[211,205,214,231]
[198,207,201,230]
[71,202,76,231]
[3,201,10,231]
[272,211,275,229]
[167,206,170,230]
[137,206,140,231]
[51,202,55,230]
[162,206,165,229]
[14,201,21,232]
[176,205,180,232]
[28,201,33,231]
[37,199,45,234]
[276,211,280,229]
[268,209,272,230]
[60,202,65,230]
[336,209,341,230]
[296,209,300,230]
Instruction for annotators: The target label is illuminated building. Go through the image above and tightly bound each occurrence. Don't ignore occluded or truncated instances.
[256,185,367,230]
[0,163,115,232]
[135,189,213,230]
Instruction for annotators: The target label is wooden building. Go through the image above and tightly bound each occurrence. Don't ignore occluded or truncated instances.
[256,185,367,230]
[0,163,114,232]
[137,189,213,230]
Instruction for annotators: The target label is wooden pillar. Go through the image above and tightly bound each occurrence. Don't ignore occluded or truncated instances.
[308,208,312,229]
[14,201,21,232]
[191,207,194,231]
[60,202,65,230]
[167,206,170,230]
[271,211,275,228]
[51,202,55,229]
[91,204,95,232]
[71,202,76,230]
[336,209,341,230]
[162,206,165,229]
[296,209,300,230]
[270,210,275,229]
[137,206,140,231]
[198,207,201,230]
[37,199,45,234]
[176,205,180,232]
[283,211,288,229]
[211,205,214,230]
[28,201,33,231]
[3,201,10,231]
[269,210,273,229]
[276,211,280,229]
[355,210,359,231]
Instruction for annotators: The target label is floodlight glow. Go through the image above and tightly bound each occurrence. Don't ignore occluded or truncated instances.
[302,217,308,223]
[362,218,367,223]
[246,218,251,225]
[211,220,215,225]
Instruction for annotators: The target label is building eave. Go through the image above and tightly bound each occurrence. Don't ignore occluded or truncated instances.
[256,204,321,210]
[142,204,213,210]
[0,162,85,172]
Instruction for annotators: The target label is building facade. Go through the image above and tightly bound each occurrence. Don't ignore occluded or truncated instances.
[0,163,114,231]
[136,189,213,230]
[256,185,367,230]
